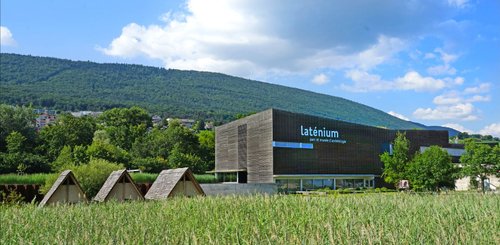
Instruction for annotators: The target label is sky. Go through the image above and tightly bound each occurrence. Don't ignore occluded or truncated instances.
[1,0,499,136]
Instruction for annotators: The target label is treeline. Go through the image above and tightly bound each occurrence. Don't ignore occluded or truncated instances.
[382,132,500,192]
[455,132,500,142]
[0,53,422,129]
[0,104,214,175]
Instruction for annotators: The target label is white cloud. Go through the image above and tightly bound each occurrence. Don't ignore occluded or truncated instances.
[311,73,329,85]
[388,111,409,121]
[394,71,446,92]
[442,123,472,133]
[468,95,491,103]
[427,64,457,76]
[447,0,469,9]
[100,0,454,78]
[435,48,459,64]
[479,123,500,137]
[424,53,436,59]
[0,26,16,46]
[453,77,464,85]
[413,103,478,121]
[426,48,459,76]
[464,83,491,94]
[433,92,490,105]
[433,92,462,105]
[342,70,460,92]
[441,123,500,137]
[418,83,491,121]
[341,69,391,92]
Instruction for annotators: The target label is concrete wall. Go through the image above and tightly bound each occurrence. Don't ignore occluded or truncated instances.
[455,175,500,191]
[200,183,277,196]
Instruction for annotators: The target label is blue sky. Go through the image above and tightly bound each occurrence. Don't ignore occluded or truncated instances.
[1,0,499,136]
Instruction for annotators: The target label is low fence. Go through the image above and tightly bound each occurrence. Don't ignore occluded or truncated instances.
[0,183,155,203]
[0,185,44,202]
[1,183,277,202]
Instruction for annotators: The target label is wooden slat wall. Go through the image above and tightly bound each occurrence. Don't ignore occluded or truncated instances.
[215,109,274,183]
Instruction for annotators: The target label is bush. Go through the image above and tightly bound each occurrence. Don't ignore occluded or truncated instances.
[41,158,123,198]
[0,189,25,206]
[131,157,169,173]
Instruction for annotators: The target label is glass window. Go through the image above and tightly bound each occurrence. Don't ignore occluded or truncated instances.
[344,179,354,188]
[335,179,344,189]
[217,172,237,182]
[302,179,314,191]
[354,179,364,188]
[324,179,334,189]
[287,179,300,193]
[313,179,323,189]
[276,179,287,193]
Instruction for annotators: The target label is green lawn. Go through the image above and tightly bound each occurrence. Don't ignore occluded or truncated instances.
[1,193,498,244]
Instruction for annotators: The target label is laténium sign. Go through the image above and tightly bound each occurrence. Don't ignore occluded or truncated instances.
[300,125,347,144]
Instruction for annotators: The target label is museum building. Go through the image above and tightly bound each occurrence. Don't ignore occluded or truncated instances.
[215,109,451,193]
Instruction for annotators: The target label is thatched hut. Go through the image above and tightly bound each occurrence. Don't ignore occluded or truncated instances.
[39,170,87,207]
[145,168,204,200]
[93,169,144,202]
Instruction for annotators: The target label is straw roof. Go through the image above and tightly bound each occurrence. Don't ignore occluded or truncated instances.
[145,167,204,200]
[39,170,87,207]
[93,169,144,202]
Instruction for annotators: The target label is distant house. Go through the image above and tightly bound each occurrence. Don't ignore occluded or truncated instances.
[167,118,196,128]
[151,115,162,126]
[93,169,144,202]
[204,122,214,130]
[39,170,87,207]
[34,109,57,130]
[70,111,102,118]
[145,168,205,200]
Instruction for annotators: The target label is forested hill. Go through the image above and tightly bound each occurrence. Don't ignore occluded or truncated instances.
[0,53,422,129]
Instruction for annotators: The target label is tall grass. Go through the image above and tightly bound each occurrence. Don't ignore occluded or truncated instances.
[0,174,49,185]
[1,193,498,244]
[0,173,218,185]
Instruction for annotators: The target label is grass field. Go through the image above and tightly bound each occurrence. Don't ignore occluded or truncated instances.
[0,173,218,185]
[1,193,498,244]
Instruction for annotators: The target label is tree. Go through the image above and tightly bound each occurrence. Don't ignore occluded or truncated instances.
[380,132,411,187]
[6,131,26,154]
[0,104,36,152]
[97,107,151,151]
[192,120,205,132]
[493,145,500,176]
[460,140,499,192]
[131,128,170,160]
[86,132,131,168]
[407,146,458,191]
[0,131,50,174]
[38,114,96,161]
[50,145,74,172]
[164,120,200,154]
[168,143,206,173]
[198,130,215,170]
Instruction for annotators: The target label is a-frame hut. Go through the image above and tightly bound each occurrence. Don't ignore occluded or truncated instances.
[93,169,144,202]
[39,170,87,207]
[145,167,205,200]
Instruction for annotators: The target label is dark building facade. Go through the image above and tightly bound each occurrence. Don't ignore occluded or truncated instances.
[215,109,449,192]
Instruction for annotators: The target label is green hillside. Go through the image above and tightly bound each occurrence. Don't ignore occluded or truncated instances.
[0,53,421,129]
